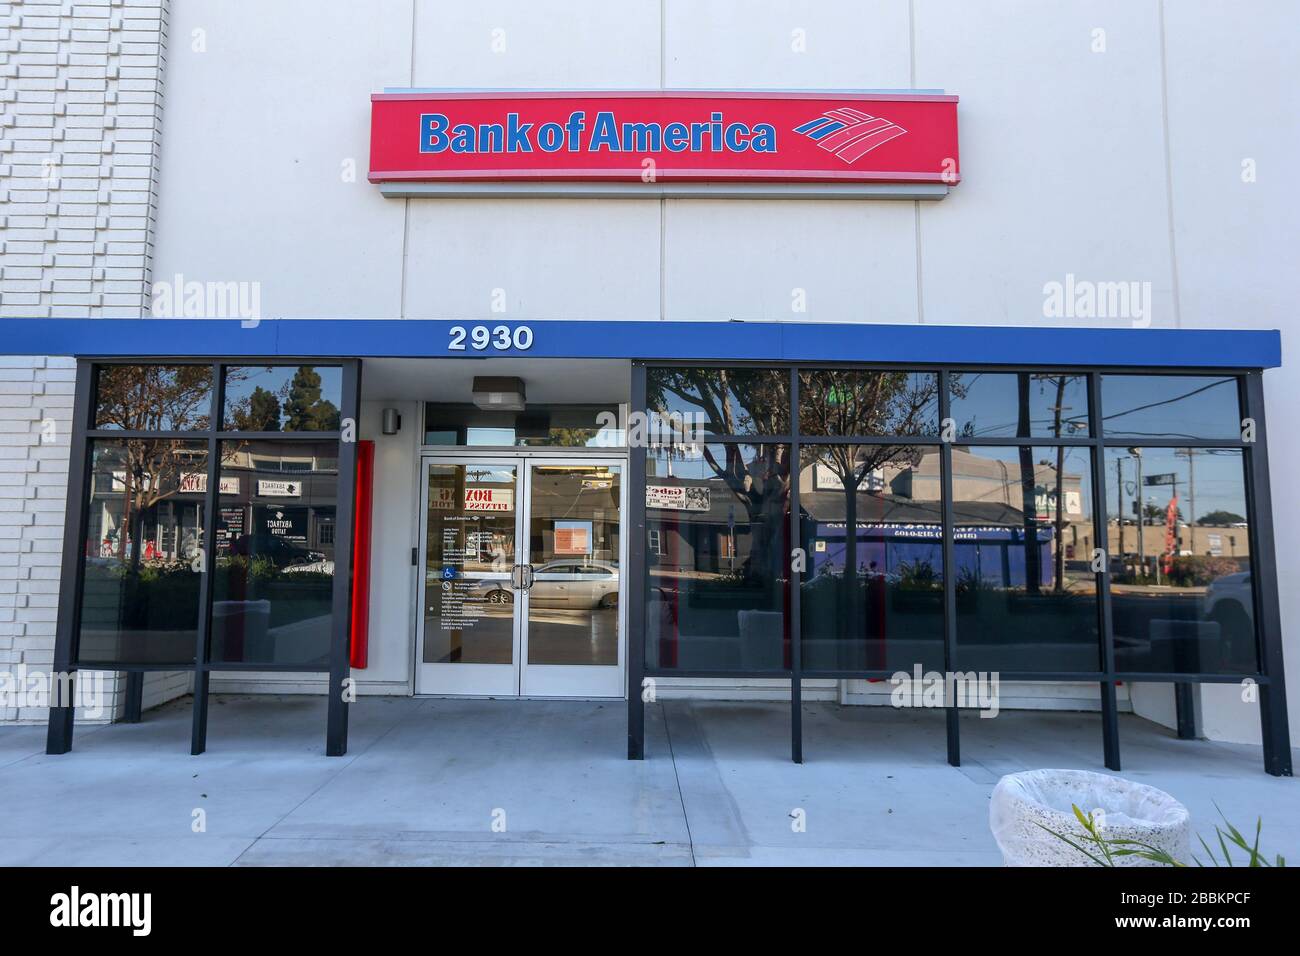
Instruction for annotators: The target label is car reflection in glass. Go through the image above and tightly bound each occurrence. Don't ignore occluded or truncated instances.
[229,533,328,571]
[468,560,619,609]
[1204,571,1254,666]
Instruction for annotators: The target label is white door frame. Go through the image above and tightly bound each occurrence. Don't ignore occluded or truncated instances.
[518,457,627,699]
[414,456,523,697]
[413,452,627,699]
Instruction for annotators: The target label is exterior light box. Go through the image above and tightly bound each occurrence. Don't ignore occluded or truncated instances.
[472,376,526,411]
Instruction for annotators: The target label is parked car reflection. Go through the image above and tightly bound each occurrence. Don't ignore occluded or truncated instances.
[228,531,326,569]
[469,560,619,608]
[1204,571,1256,667]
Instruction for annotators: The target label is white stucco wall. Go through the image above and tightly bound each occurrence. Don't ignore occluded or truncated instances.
[4,1,1297,746]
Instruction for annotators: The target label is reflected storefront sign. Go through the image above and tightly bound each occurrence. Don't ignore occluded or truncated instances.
[216,506,244,556]
[646,485,710,511]
[256,478,303,497]
[257,506,308,543]
[178,473,240,495]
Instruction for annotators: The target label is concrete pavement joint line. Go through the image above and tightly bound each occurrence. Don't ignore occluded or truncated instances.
[228,701,423,867]
[661,701,699,867]
[663,702,758,852]
[0,745,46,772]
[233,840,694,866]
[251,832,694,847]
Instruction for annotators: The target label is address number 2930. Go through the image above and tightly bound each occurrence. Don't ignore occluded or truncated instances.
[448,325,534,352]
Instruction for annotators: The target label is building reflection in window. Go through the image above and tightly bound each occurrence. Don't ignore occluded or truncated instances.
[799,444,945,672]
[77,439,207,665]
[951,445,1100,672]
[208,440,338,666]
[645,443,791,671]
[1105,447,1257,673]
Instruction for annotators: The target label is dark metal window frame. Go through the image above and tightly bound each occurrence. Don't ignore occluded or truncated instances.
[47,357,362,756]
[628,361,1291,776]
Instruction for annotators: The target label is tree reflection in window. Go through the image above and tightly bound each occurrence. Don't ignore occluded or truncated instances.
[798,371,942,653]
[647,368,790,436]
[94,364,212,431]
[78,438,207,665]
[222,365,341,432]
[799,369,940,437]
[700,442,791,585]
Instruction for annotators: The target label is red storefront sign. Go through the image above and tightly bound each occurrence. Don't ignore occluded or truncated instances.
[369,91,959,185]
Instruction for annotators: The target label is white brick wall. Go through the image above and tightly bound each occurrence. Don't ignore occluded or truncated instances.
[0,1,186,726]
[0,0,168,319]
[0,354,78,720]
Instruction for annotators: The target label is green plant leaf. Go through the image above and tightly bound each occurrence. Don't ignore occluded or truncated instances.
[1034,822,1109,867]
[1216,826,1234,867]
[1196,833,1219,868]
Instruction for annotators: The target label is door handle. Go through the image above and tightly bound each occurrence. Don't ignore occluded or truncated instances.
[510,564,523,590]
[521,565,535,590]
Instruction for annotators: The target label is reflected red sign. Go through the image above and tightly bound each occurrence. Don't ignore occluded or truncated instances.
[369,91,960,185]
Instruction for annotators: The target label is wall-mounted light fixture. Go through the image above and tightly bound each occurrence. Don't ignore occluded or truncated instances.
[381,407,402,435]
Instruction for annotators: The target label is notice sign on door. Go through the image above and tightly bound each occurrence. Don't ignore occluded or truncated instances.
[553,520,593,555]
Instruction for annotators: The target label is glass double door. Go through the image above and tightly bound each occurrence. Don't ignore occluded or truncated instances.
[416,456,625,698]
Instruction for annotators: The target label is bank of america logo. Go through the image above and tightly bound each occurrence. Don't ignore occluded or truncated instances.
[793,108,907,164]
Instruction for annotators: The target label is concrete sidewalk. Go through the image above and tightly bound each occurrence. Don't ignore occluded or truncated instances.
[0,696,1294,866]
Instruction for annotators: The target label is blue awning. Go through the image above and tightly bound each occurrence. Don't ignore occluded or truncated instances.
[0,318,1281,368]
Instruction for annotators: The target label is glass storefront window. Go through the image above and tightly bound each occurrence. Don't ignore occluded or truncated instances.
[67,360,1268,698]
[208,439,338,666]
[647,368,790,436]
[798,370,940,437]
[222,365,342,432]
[93,364,212,431]
[77,439,207,665]
[1101,374,1241,440]
[952,445,1100,672]
[799,444,944,672]
[645,443,791,671]
[1105,447,1257,673]
[948,372,1089,439]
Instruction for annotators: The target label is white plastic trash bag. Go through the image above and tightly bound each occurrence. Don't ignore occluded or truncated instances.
[989,769,1190,867]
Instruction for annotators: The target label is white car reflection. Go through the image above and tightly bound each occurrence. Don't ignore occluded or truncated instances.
[1205,571,1252,629]
[468,560,619,609]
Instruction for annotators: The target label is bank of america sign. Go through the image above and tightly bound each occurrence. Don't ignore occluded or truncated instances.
[369,90,959,185]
